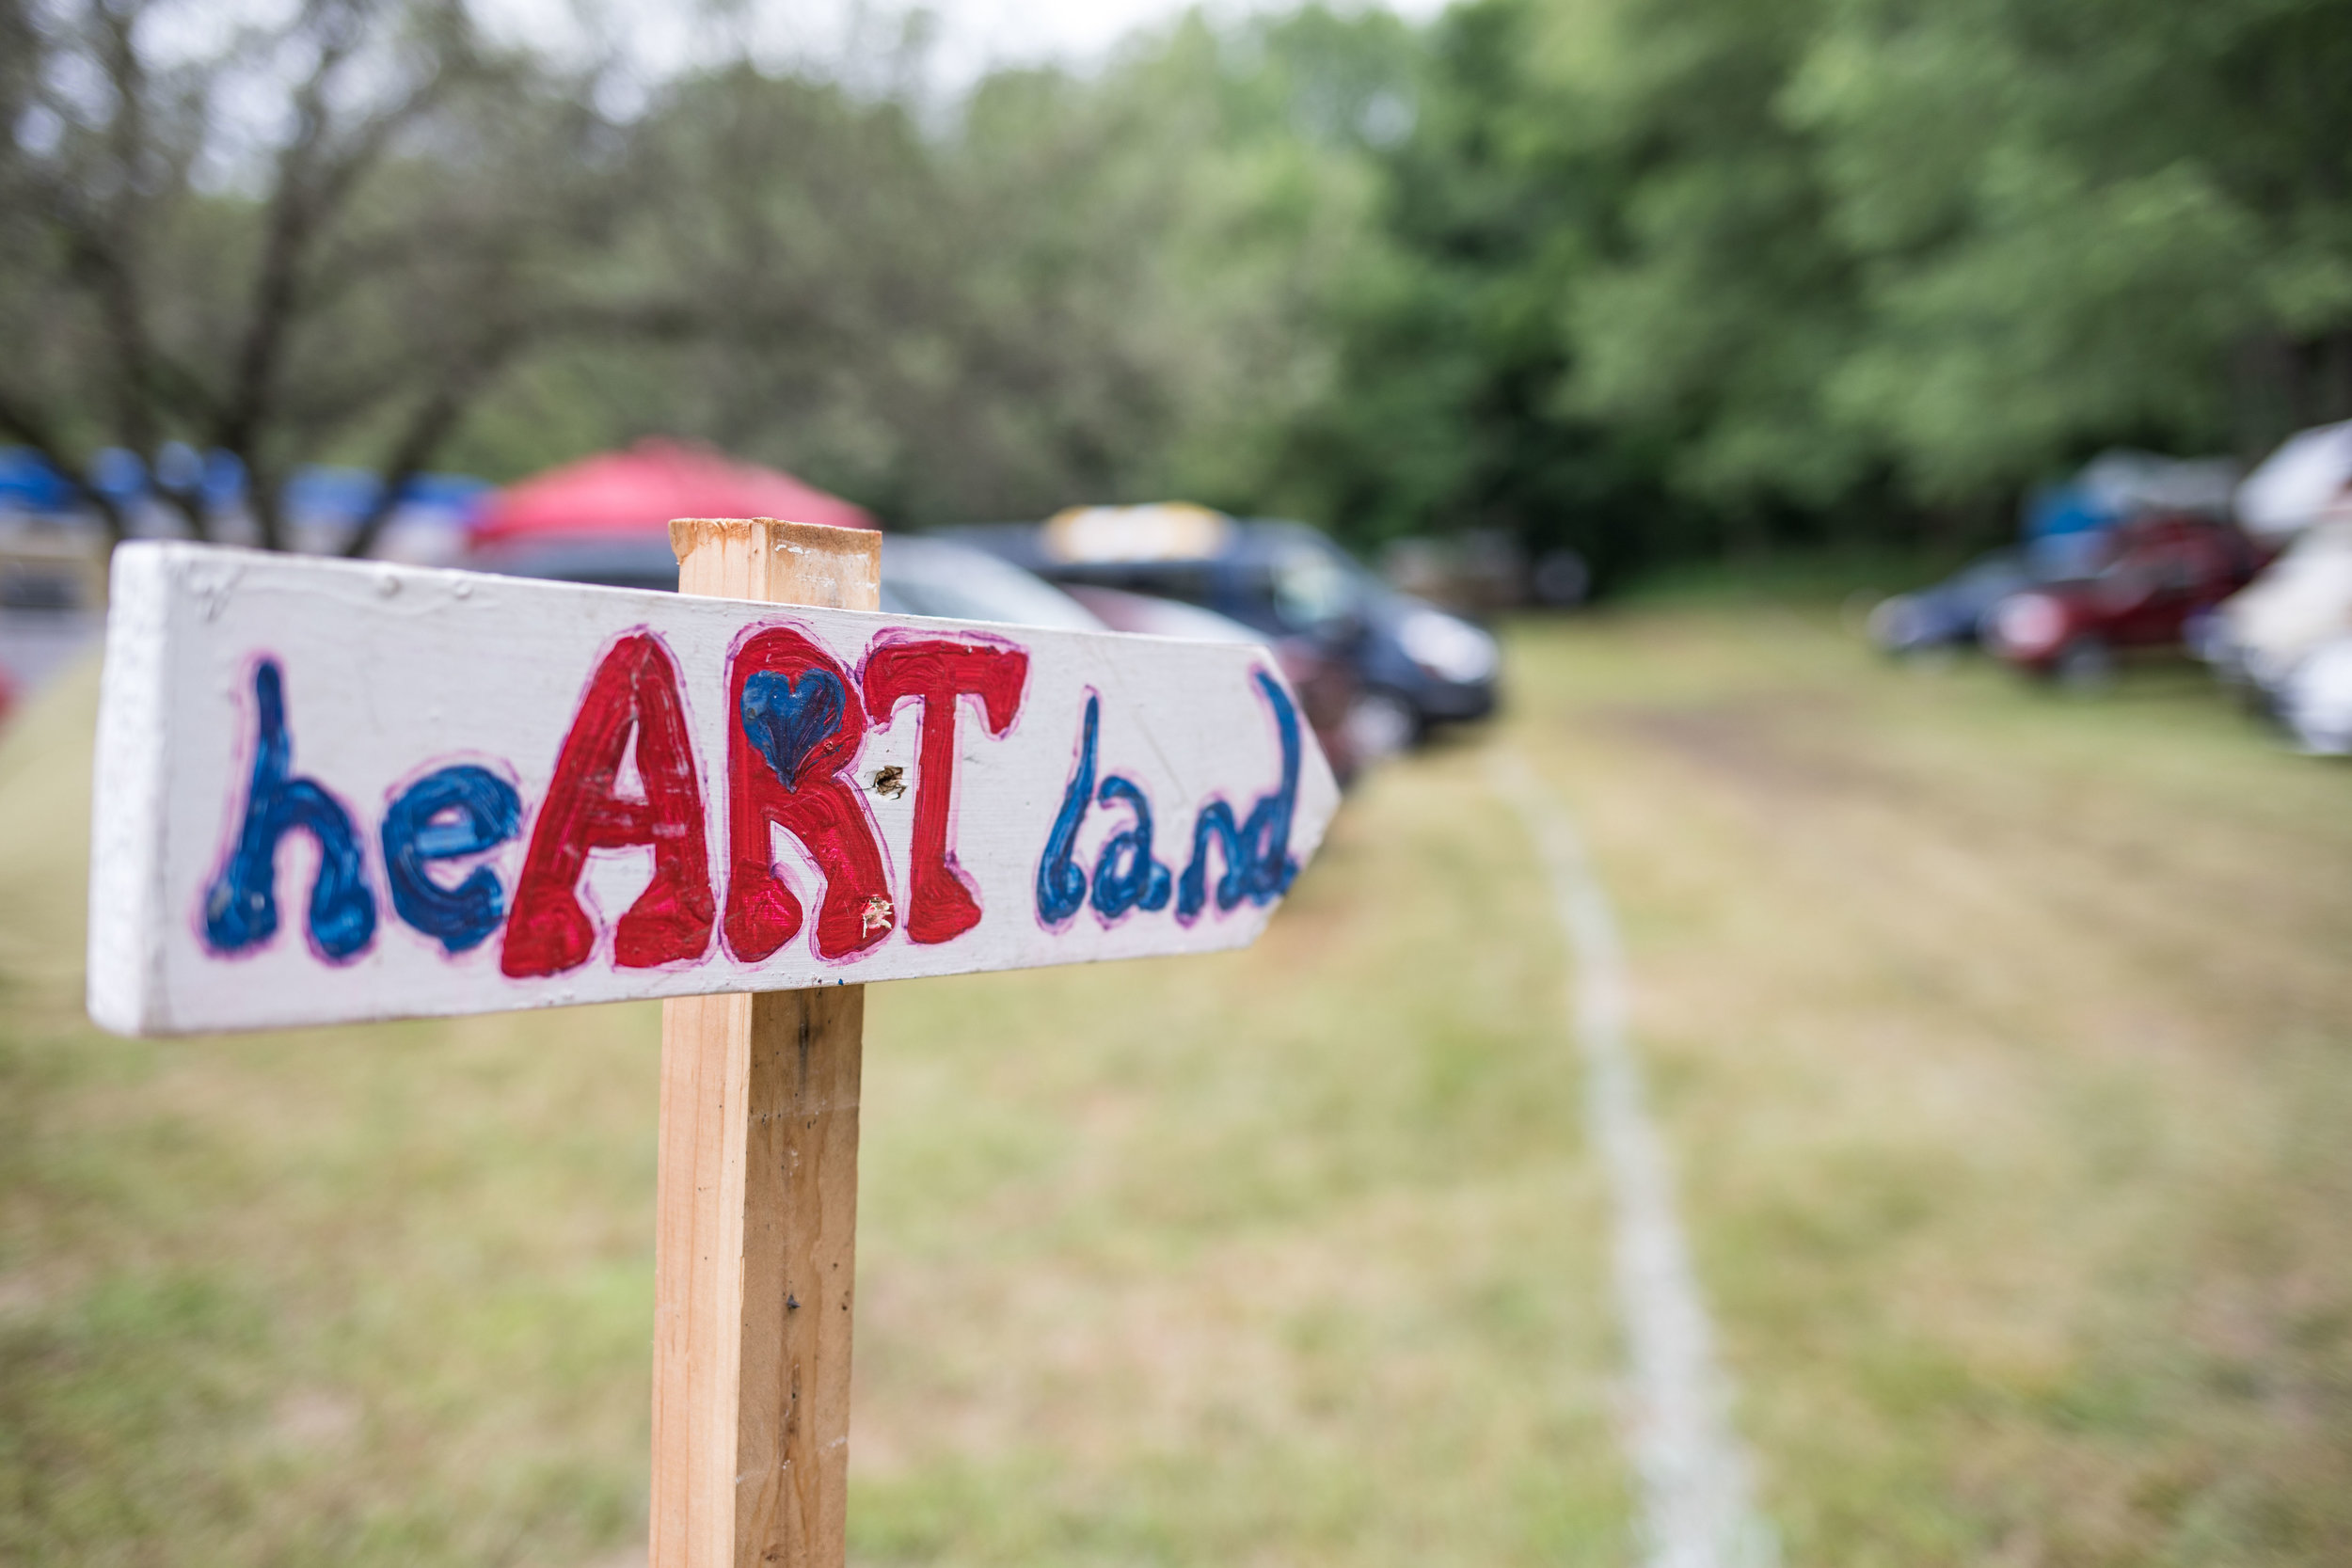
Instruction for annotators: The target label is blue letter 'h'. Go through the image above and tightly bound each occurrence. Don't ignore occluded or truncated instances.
[201,660,377,961]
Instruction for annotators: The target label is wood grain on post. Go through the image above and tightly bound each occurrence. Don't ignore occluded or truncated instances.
[653,517,880,1568]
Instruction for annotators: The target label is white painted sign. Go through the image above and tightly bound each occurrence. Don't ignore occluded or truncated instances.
[87,542,1339,1036]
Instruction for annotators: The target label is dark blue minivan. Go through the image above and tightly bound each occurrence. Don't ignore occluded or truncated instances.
[951,507,1500,754]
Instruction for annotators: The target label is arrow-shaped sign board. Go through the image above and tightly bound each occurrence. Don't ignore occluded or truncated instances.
[87,538,1340,1037]
[86,519,1343,1568]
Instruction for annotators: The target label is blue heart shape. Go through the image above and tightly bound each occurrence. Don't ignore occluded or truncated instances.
[740,668,847,793]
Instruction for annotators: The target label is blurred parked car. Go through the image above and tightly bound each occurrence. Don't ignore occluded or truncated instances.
[1381,531,1555,613]
[467,533,682,592]
[2279,636,2352,754]
[463,529,1373,774]
[1982,515,2265,683]
[2023,451,2241,578]
[466,531,1108,631]
[1867,549,2041,655]
[876,534,1104,629]
[952,504,1500,750]
[2234,419,2352,541]
[2201,515,2352,699]
[1062,584,1364,783]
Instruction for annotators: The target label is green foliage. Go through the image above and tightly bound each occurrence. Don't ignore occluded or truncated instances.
[1784,0,2352,493]
[14,0,2352,578]
[1299,0,2352,576]
[1275,0,1694,582]
[450,8,1415,531]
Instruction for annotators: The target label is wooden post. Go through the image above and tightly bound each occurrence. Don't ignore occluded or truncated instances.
[652,517,881,1568]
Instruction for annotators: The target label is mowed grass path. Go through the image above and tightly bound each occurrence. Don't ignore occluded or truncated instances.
[0,654,1621,1566]
[1509,608,2352,1565]
[6,605,2351,1565]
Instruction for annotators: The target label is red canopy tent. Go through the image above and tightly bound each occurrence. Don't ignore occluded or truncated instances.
[472,438,875,545]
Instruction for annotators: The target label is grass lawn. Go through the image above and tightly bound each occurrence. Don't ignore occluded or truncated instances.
[4,598,2350,1564]
[1511,605,2352,1565]
[0,651,1622,1566]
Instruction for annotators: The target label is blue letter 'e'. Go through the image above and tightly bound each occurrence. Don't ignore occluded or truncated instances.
[201,660,377,961]
[381,765,522,955]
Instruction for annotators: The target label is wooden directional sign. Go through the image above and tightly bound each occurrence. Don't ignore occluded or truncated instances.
[86,534,1339,1037]
[86,518,1342,1568]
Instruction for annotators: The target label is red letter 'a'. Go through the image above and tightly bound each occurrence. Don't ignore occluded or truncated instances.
[724,625,894,964]
[501,632,715,977]
[862,635,1029,944]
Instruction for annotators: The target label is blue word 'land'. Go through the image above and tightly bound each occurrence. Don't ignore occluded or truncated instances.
[1035,671,1300,928]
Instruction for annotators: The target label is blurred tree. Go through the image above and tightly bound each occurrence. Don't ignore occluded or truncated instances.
[0,0,680,551]
[1294,0,2352,576]
[479,7,1413,532]
[15,0,2344,578]
[1788,0,2352,494]
[448,56,969,515]
[1275,0,1698,584]
[1558,0,1877,527]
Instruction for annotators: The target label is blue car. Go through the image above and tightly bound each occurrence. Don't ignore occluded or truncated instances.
[949,506,1500,753]
[1867,551,2039,655]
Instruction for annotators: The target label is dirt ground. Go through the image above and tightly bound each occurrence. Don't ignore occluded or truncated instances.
[4,605,2350,1565]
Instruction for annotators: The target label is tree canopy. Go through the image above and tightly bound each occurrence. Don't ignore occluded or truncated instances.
[8,0,2351,577]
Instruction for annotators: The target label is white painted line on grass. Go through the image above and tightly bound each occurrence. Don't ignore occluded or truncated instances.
[1496,750,1776,1568]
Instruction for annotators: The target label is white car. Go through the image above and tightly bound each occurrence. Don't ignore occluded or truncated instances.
[2280,636,2352,754]
[2207,515,2352,695]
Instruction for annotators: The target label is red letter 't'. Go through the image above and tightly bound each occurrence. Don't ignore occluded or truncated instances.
[862,635,1029,944]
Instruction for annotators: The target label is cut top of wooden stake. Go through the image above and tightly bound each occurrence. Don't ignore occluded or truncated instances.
[670,518,881,611]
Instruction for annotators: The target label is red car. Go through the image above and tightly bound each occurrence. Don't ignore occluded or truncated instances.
[1983,516,2267,683]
